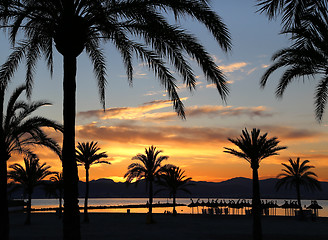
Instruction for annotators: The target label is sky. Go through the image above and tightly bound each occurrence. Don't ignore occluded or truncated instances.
[2,0,328,182]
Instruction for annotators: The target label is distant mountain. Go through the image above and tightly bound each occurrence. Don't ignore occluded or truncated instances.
[9,177,328,199]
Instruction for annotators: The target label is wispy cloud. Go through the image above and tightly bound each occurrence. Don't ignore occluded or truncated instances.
[218,62,248,73]
[186,105,273,118]
[247,67,257,75]
[76,123,237,146]
[77,123,327,152]
[77,99,178,120]
[78,102,273,122]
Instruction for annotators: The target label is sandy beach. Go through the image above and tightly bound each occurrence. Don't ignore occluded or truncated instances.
[8,212,328,240]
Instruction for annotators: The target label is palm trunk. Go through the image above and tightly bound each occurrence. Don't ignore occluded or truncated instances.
[146,180,153,223]
[149,180,153,213]
[84,167,89,223]
[296,182,303,214]
[59,190,63,219]
[172,193,177,216]
[25,192,32,225]
[62,54,81,240]
[0,158,9,240]
[252,167,262,240]
[0,88,9,240]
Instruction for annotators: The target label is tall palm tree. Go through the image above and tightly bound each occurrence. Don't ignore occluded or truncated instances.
[155,165,194,215]
[8,154,54,225]
[276,158,321,213]
[44,172,64,218]
[0,2,231,238]
[124,145,169,223]
[0,85,61,239]
[260,9,328,122]
[76,141,109,223]
[224,128,286,240]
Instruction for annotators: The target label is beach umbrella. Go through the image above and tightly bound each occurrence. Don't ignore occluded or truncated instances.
[265,200,278,216]
[200,200,207,213]
[280,201,291,216]
[234,199,244,215]
[307,200,323,217]
[205,199,212,208]
[290,201,300,216]
[194,199,200,214]
[188,199,196,214]
[228,200,236,215]
[212,199,219,208]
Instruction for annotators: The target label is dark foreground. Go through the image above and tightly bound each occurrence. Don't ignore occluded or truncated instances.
[9,213,328,240]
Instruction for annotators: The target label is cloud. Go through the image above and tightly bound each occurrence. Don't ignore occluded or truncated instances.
[218,62,248,73]
[78,101,273,122]
[77,122,323,147]
[77,99,177,120]
[247,67,257,75]
[76,123,237,146]
[259,126,325,141]
[143,90,165,96]
[185,105,273,119]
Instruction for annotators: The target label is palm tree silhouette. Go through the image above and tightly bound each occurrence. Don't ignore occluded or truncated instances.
[124,145,169,223]
[44,172,64,218]
[8,154,54,225]
[0,85,61,239]
[155,165,194,215]
[0,2,231,238]
[224,128,286,240]
[76,141,109,223]
[258,3,328,122]
[256,0,326,30]
[276,158,321,214]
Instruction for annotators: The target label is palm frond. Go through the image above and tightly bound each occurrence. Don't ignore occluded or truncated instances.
[224,128,286,168]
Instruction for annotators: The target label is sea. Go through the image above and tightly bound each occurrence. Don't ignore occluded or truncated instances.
[30,198,328,217]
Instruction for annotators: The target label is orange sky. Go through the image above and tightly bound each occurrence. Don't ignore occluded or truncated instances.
[4,1,328,183]
[8,99,328,183]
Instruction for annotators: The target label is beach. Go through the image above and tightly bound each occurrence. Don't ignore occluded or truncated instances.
[9,213,328,240]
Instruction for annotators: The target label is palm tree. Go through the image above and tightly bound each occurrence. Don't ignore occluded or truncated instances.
[260,9,328,122]
[256,0,327,30]
[8,154,54,225]
[155,165,194,215]
[76,141,109,223]
[224,128,286,240]
[0,85,62,239]
[44,172,64,218]
[257,2,328,122]
[124,145,169,223]
[276,158,321,213]
[0,2,231,238]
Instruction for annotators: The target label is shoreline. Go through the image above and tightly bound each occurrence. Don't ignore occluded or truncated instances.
[9,212,328,240]
[31,203,186,212]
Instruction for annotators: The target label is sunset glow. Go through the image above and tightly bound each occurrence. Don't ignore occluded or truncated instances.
[3,0,328,183]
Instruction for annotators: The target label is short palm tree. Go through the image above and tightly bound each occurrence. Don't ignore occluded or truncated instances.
[259,5,328,122]
[0,85,61,238]
[124,145,169,223]
[224,128,286,240]
[276,158,321,213]
[0,2,231,238]
[44,172,64,218]
[155,166,194,215]
[76,141,109,223]
[8,154,54,225]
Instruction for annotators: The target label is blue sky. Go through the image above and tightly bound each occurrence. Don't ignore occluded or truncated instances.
[2,1,327,182]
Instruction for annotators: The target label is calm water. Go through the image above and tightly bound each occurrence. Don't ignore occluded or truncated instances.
[30,198,328,217]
